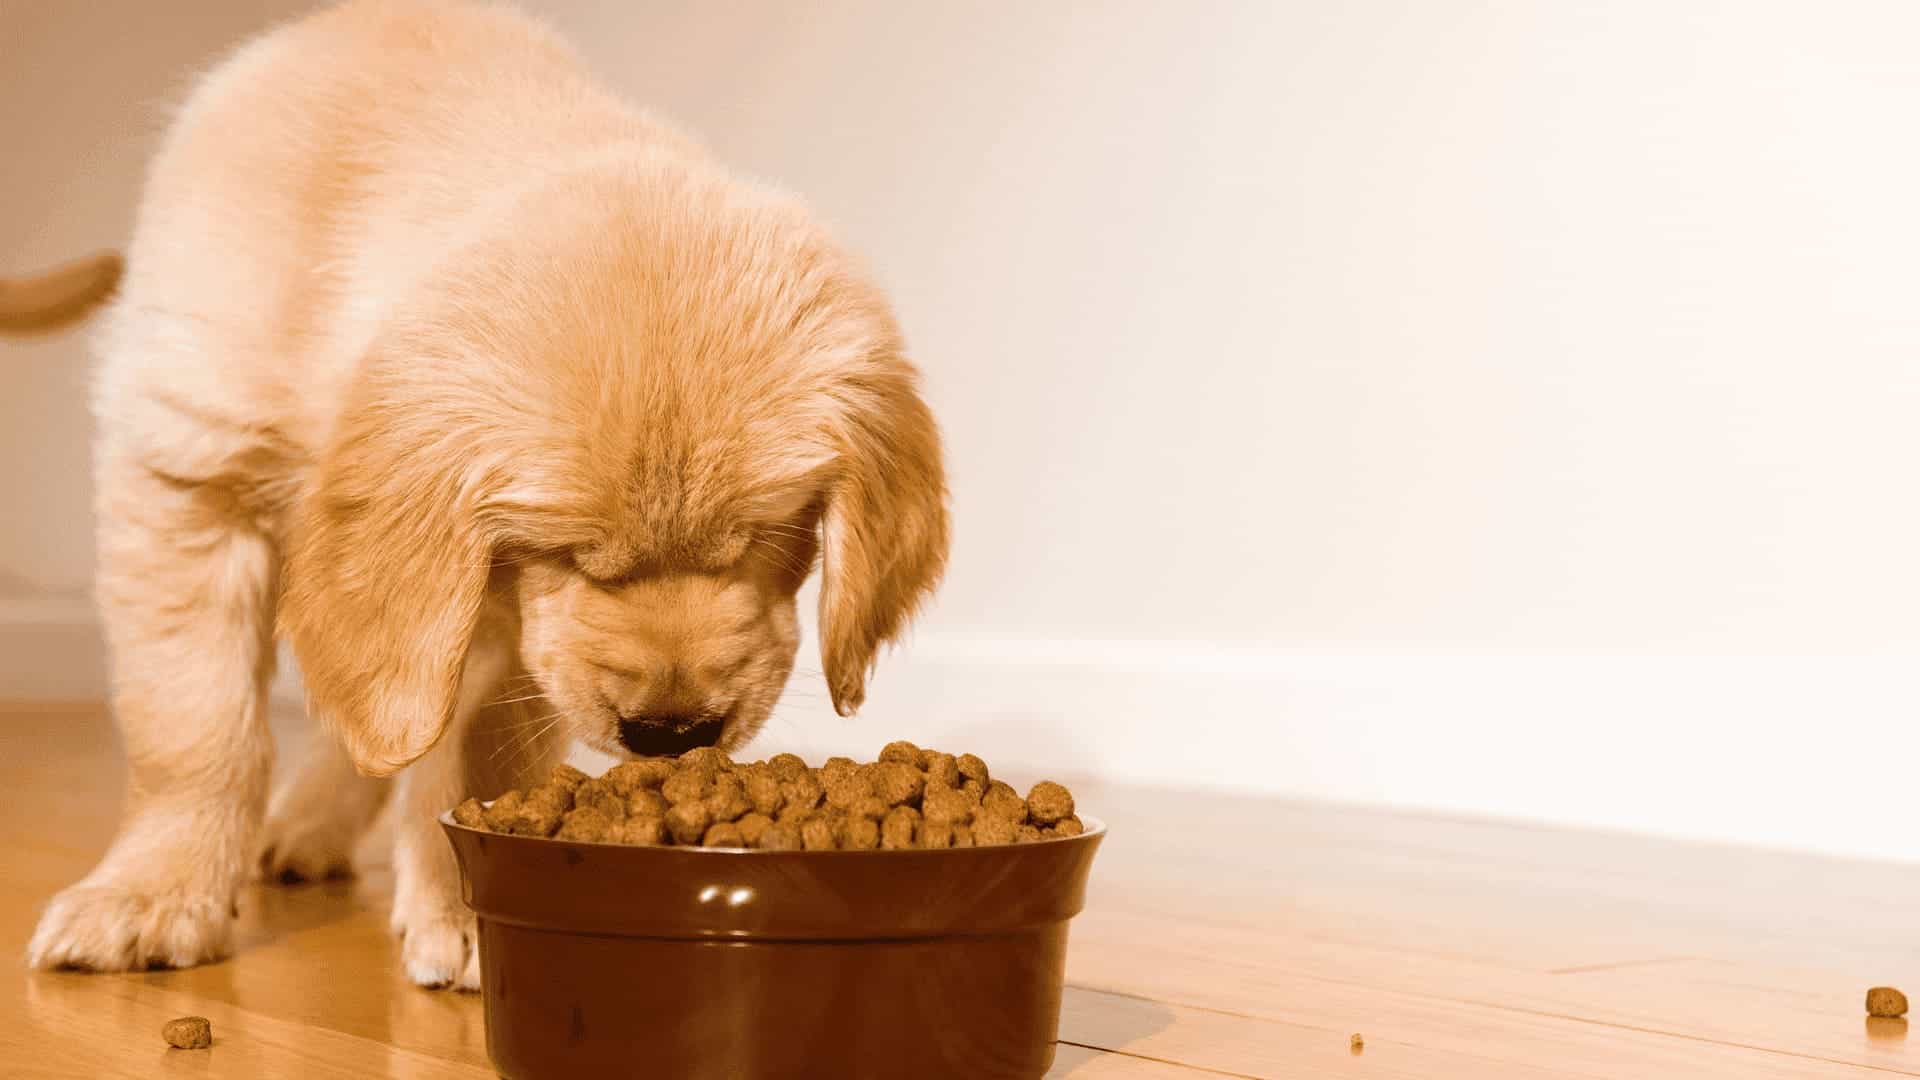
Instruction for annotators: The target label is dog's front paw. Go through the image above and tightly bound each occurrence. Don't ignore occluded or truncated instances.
[393,903,480,992]
[26,883,234,972]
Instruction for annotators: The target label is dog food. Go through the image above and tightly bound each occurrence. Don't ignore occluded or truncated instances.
[451,746,1083,850]
[1867,986,1909,1018]
[162,1016,212,1050]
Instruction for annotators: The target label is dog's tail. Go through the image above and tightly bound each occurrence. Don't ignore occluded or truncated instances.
[0,251,125,337]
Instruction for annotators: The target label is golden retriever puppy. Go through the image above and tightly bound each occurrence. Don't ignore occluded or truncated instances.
[27,0,947,990]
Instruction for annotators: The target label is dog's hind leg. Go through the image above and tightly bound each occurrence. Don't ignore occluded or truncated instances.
[26,455,278,972]
[257,722,392,884]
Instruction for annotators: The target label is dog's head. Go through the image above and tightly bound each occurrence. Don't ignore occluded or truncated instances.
[281,168,948,775]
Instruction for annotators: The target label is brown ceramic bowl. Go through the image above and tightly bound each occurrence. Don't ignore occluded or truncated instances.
[441,814,1105,1080]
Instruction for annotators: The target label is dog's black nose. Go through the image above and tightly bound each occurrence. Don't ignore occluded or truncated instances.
[617,714,725,757]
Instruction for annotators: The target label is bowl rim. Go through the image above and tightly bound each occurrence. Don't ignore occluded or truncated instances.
[439,809,1106,854]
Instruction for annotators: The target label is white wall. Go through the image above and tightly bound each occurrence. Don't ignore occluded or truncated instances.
[5,2,1918,860]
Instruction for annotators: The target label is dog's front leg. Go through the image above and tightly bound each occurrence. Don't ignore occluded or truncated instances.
[388,637,565,991]
[28,464,277,972]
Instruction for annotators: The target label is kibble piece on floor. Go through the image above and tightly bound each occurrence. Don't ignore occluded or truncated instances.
[556,806,616,842]
[703,822,746,848]
[982,781,1027,823]
[665,801,713,845]
[1867,986,1909,1018]
[605,759,675,795]
[878,740,921,765]
[162,1016,212,1050]
[451,798,487,829]
[1026,781,1074,826]
[1350,1033,1364,1053]
[801,817,839,851]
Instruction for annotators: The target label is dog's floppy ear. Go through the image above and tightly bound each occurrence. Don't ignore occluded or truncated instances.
[281,355,500,777]
[818,362,950,715]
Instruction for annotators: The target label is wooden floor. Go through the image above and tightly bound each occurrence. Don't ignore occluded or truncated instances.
[2,702,1916,1078]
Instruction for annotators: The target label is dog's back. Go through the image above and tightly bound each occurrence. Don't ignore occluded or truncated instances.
[98,0,710,488]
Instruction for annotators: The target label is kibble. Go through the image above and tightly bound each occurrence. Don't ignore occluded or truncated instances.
[759,822,802,851]
[956,753,989,787]
[923,786,975,825]
[923,751,961,789]
[573,778,626,820]
[628,789,670,819]
[704,822,746,848]
[768,753,810,781]
[452,748,1082,850]
[878,740,921,765]
[548,763,589,789]
[665,801,712,845]
[801,817,839,851]
[661,769,713,806]
[1867,986,1909,1018]
[841,816,881,850]
[1027,781,1074,826]
[736,812,774,846]
[705,775,752,822]
[982,781,1027,823]
[162,1016,212,1050]
[881,806,919,850]
[556,806,616,842]
[606,759,675,794]
[451,797,487,829]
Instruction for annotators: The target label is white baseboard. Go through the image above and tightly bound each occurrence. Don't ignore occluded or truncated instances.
[8,602,1915,864]
[761,638,1920,865]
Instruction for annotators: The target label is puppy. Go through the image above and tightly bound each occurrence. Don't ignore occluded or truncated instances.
[27,0,948,991]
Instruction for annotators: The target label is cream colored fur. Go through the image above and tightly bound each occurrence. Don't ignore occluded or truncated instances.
[27,0,948,990]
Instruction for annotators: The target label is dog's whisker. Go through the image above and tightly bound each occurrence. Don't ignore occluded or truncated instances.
[488,709,566,762]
